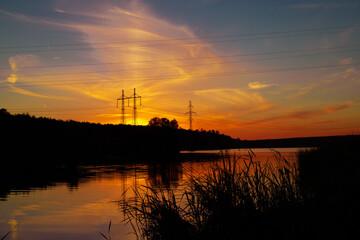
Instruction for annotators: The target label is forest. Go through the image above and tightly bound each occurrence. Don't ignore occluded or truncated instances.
[0,108,240,166]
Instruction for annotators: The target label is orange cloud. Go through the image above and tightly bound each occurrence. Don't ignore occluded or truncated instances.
[51,3,228,125]
[9,85,71,99]
[242,103,356,126]
[193,88,274,113]
[322,103,356,113]
[7,74,17,83]
[248,81,278,89]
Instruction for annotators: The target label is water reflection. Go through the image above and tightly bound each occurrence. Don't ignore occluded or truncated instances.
[146,162,183,189]
[0,150,299,240]
[0,162,185,201]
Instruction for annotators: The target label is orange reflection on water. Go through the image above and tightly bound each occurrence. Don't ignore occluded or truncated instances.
[0,150,299,240]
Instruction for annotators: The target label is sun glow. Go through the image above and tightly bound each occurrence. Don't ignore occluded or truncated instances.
[1,1,359,139]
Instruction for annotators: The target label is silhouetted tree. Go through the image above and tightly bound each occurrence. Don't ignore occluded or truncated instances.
[0,108,10,116]
[148,117,179,129]
[148,117,162,127]
[160,118,170,127]
[170,119,179,129]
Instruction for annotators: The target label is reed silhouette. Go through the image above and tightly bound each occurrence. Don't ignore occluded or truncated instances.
[120,152,304,240]
[120,136,360,240]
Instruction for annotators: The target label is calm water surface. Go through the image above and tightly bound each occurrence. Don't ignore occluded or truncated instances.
[0,148,302,240]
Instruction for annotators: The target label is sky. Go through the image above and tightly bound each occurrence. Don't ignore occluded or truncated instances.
[0,0,360,140]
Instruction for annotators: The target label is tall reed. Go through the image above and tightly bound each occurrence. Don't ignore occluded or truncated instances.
[120,152,307,240]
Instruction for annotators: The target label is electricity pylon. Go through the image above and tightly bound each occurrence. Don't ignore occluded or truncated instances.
[129,88,142,125]
[185,100,196,130]
[117,90,129,124]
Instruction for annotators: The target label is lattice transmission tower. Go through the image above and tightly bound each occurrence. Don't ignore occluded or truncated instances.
[116,88,142,125]
[129,88,142,125]
[117,90,129,125]
[185,100,196,130]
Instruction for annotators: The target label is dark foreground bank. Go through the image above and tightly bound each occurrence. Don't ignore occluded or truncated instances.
[119,136,360,240]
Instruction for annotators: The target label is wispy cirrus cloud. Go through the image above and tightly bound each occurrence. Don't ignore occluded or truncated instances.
[286,66,360,99]
[0,2,230,126]
[6,54,40,84]
[0,9,66,27]
[8,54,40,70]
[243,102,356,126]
[248,81,278,89]
[47,2,228,112]
[55,9,65,13]
[0,4,222,96]
[193,88,273,113]
[322,102,357,113]
[9,85,70,99]
[4,54,71,99]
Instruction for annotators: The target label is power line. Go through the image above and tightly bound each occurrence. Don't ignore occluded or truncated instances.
[0,25,358,50]
[2,47,360,79]
[1,27,358,54]
[1,62,359,89]
[1,44,358,70]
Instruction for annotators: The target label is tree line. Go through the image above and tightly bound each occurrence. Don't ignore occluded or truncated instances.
[0,108,241,165]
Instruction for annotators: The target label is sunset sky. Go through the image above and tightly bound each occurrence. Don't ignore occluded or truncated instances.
[1,0,359,139]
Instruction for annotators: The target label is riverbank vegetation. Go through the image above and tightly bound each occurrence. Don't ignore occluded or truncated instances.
[120,136,360,240]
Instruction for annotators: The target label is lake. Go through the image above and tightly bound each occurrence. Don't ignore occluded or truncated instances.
[0,148,304,240]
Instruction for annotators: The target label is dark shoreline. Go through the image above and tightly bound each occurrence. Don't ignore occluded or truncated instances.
[238,134,360,148]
